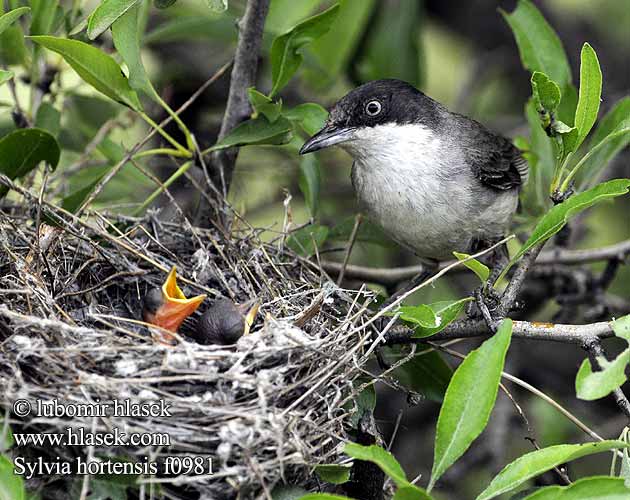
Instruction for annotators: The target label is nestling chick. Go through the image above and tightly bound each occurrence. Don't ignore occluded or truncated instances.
[193,298,259,345]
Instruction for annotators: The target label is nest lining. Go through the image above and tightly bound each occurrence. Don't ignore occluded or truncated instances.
[0,193,381,499]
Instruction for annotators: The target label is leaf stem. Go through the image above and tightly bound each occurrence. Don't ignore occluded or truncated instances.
[132,148,191,160]
[133,160,194,215]
[153,92,195,151]
[559,127,630,193]
[137,111,190,156]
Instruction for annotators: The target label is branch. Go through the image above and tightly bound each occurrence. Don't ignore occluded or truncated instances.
[210,0,271,197]
[496,243,545,318]
[584,338,630,421]
[321,239,630,286]
[385,319,615,345]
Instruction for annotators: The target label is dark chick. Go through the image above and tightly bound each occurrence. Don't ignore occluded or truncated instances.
[194,298,259,345]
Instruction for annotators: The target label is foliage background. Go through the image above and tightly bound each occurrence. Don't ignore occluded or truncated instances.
[0,0,629,498]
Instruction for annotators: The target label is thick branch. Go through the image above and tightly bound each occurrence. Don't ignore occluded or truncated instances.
[322,239,630,286]
[210,0,271,196]
[385,319,615,345]
[584,338,630,421]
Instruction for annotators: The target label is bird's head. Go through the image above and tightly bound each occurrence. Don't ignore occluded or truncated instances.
[299,79,441,159]
[142,266,206,337]
[195,298,260,345]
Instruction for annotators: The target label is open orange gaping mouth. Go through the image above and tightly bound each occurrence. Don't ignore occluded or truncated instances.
[148,266,206,333]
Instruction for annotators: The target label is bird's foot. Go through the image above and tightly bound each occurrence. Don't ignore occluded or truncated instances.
[466,283,503,333]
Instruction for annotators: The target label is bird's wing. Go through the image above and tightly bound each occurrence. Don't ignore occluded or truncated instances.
[467,132,528,191]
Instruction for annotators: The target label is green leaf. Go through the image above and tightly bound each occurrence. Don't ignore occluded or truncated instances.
[387,348,453,402]
[286,224,328,257]
[344,444,433,499]
[266,0,320,35]
[284,103,328,136]
[531,71,561,113]
[590,99,630,147]
[522,476,630,500]
[352,382,376,423]
[393,487,434,500]
[573,43,602,150]
[0,69,12,85]
[560,125,579,156]
[207,116,293,151]
[521,99,555,215]
[87,0,141,40]
[30,0,58,35]
[29,36,141,110]
[314,464,351,484]
[154,0,177,8]
[396,304,439,329]
[0,128,60,197]
[269,4,340,97]
[613,315,630,341]
[557,83,578,127]
[452,252,490,283]
[412,298,474,338]
[248,88,282,123]
[575,348,630,401]
[500,0,571,88]
[205,0,227,12]
[508,179,630,269]
[111,2,155,100]
[344,443,407,487]
[34,102,60,137]
[578,98,630,188]
[144,15,234,45]
[476,441,630,500]
[298,153,320,217]
[61,175,104,214]
[0,25,28,66]
[429,319,513,490]
[0,420,13,452]
[355,0,421,85]
[308,0,376,84]
[0,7,30,37]
[0,455,25,500]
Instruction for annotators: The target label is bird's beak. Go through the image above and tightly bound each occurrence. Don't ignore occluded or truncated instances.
[150,267,206,333]
[236,299,260,335]
[299,125,355,154]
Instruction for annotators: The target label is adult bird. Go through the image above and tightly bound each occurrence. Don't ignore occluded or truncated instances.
[300,79,527,304]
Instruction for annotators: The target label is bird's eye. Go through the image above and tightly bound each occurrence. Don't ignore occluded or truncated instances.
[365,100,382,117]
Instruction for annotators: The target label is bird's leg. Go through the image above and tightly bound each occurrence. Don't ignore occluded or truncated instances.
[466,242,509,331]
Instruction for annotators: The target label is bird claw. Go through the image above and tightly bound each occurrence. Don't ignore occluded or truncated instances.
[466,283,503,333]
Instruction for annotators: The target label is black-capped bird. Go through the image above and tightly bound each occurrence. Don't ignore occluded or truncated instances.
[300,79,527,275]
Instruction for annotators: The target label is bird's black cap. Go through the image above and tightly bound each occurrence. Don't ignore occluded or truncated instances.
[328,79,441,129]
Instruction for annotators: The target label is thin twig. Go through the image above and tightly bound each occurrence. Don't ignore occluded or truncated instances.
[320,239,630,286]
[337,213,363,286]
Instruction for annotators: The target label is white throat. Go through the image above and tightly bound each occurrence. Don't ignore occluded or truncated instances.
[341,123,442,169]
